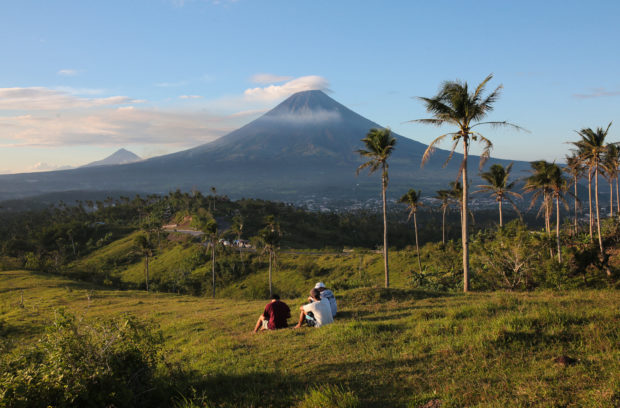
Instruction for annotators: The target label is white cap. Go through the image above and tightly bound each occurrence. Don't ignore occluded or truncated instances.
[314,282,325,289]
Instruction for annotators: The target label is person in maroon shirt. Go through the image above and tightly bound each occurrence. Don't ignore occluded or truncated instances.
[253,294,291,332]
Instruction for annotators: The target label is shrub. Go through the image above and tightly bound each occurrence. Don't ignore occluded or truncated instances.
[0,309,163,408]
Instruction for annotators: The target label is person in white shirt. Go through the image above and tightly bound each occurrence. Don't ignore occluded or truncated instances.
[294,288,334,328]
[311,282,337,317]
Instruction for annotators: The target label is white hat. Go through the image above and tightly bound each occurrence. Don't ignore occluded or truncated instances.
[314,282,325,289]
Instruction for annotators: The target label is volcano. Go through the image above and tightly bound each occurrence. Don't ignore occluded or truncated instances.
[0,90,525,203]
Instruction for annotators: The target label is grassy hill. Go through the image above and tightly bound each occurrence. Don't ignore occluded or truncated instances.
[1,270,618,407]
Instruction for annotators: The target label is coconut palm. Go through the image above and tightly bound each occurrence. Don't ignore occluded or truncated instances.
[524,160,555,235]
[548,163,570,262]
[192,208,218,297]
[571,123,612,255]
[356,127,396,288]
[414,74,523,292]
[602,143,620,217]
[475,163,522,227]
[399,189,424,275]
[564,153,585,235]
[134,234,154,292]
[258,215,281,297]
[434,189,454,245]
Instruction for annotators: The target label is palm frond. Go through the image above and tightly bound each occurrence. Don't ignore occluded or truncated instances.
[421,133,450,167]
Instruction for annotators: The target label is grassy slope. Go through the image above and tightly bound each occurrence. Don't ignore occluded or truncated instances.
[1,270,618,407]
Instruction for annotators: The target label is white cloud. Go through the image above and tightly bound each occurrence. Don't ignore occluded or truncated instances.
[243,75,330,101]
[179,95,203,99]
[250,73,293,84]
[573,87,620,99]
[155,80,187,88]
[0,107,236,148]
[263,110,341,124]
[30,162,73,172]
[57,69,78,76]
[0,87,140,110]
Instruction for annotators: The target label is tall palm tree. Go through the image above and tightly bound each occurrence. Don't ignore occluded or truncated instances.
[399,189,424,275]
[475,163,522,227]
[192,208,218,297]
[564,153,585,235]
[134,234,154,292]
[524,160,554,235]
[572,123,612,255]
[259,215,281,297]
[602,143,620,217]
[414,74,523,292]
[434,189,453,245]
[548,163,570,263]
[356,127,396,288]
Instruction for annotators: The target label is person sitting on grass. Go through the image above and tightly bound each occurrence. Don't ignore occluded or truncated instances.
[253,294,291,333]
[294,288,334,329]
[310,282,337,318]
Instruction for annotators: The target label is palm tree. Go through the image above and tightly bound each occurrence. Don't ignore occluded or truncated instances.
[572,123,612,255]
[602,143,620,217]
[399,189,424,275]
[548,163,570,262]
[356,127,396,288]
[475,163,522,227]
[192,208,218,297]
[524,160,554,235]
[259,215,281,297]
[414,74,523,292]
[434,189,453,245]
[564,153,585,235]
[134,234,154,292]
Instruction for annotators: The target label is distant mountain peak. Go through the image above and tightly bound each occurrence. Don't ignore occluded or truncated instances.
[82,148,142,168]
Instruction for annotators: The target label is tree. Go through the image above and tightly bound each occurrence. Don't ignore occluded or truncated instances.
[414,74,523,292]
[524,160,555,235]
[210,186,217,211]
[548,162,570,262]
[434,189,454,245]
[564,153,585,235]
[399,189,424,275]
[356,127,396,288]
[602,143,620,217]
[258,215,281,297]
[572,123,612,255]
[475,163,522,227]
[134,234,154,292]
[191,208,218,297]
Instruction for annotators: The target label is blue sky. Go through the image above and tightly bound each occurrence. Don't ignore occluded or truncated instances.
[1,0,619,173]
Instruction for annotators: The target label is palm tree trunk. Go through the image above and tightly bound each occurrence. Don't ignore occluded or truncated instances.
[595,167,604,254]
[462,141,470,293]
[268,251,273,296]
[145,255,149,292]
[556,196,562,263]
[212,243,216,298]
[616,176,620,214]
[413,212,422,275]
[610,180,614,217]
[382,169,389,288]
[574,176,578,235]
[588,169,593,241]
[442,206,446,245]
[498,199,503,227]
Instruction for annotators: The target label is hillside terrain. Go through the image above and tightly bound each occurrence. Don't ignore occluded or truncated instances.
[1,270,618,407]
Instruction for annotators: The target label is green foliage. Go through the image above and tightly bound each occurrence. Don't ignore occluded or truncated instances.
[0,309,163,408]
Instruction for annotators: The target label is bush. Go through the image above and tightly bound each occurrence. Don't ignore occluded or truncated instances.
[0,309,163,408]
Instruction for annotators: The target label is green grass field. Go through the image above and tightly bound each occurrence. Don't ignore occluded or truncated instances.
[1,270,618,407]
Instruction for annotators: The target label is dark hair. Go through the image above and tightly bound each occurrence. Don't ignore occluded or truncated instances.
[271,294,280,300]
[310,288,321,300]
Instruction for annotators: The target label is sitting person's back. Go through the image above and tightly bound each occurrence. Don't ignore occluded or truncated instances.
[253,294,291,332]
[295,288,334,328]
[314,282,337,317]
